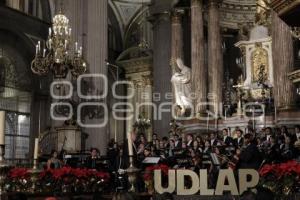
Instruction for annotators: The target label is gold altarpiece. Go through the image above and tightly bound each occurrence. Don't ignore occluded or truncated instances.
[235,25,274,100]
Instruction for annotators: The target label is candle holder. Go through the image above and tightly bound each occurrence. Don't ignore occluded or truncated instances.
[125,156,140,193]
[0,144,11,195]
[29,159,41,193]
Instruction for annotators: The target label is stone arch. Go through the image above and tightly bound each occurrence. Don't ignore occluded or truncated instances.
[123,6,151,49]
[5,0,51,22]
[0,29,36,91]
[108,2,124,55]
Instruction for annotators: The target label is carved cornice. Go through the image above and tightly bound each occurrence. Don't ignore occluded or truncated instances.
[117,56,152,74]
[219,1,256,29]
[171,8,184,24]
[126,71,153,88]
[148,11,171,28]
[208,0,223,8]
[142,74,153,86]
[288,69,300,83]
[270,0,300,16]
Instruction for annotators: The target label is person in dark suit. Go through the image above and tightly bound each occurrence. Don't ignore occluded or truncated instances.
[281,135,296,161]
[85,148,101,170]
[186,134,194,147]
[210,132,219,147]
[234,129,244,148]
[295,125,300,140]
[174,134,182,149]
[265,136,281,164]
[262,127,274,148]
[238,134,262,169]
[107,139,119,171]
[222,128,234,146]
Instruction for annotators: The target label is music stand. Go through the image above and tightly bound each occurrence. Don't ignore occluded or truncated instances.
[210,153,221,166]
[142,157,160,164]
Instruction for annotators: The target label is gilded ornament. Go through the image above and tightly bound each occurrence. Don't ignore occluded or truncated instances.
[255,0,271,25]
[251,43,269,83]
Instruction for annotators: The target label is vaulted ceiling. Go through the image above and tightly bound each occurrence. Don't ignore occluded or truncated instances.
[109,0,150,40]
[109,0,257,40]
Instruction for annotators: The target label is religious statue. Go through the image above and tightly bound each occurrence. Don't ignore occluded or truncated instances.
[255,0,270,25]
[171,58,192,116]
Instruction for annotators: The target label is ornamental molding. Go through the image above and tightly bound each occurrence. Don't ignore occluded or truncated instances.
[288,69,300,83]
[125,70,153,87]
[219,0,256,29]
[118,56,152,74]
[270,0,300,15]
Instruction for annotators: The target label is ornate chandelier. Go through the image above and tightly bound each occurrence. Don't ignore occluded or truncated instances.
[31,12,87,78]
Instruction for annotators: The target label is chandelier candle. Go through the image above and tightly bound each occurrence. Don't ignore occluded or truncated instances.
[35,45,38,55]
[33,138,39,160]
[38,41,40,52]
[127,131,133,156]
[79,46,82,56]
[0,111,5,145]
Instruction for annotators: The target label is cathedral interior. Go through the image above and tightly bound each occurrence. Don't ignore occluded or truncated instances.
[0,0,300,199]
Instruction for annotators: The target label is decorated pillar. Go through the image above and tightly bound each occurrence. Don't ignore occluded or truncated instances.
[272,11,296,110]
[207,0,223,115]
[191,0,206,116]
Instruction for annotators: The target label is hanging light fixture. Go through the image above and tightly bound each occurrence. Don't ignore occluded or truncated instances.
[31,11,87,78]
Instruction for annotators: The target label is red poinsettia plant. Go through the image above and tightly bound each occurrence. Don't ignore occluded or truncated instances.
[6,168,31,192]
[40,167,110,183]
[5,167,110,193]
[259,160,300,198]
[9,168,30,179]
[259,160,300,177]
[143,164,169,181]
[39,167,110,193]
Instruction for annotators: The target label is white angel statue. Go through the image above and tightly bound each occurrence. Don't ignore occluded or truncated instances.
[171,58,192,116]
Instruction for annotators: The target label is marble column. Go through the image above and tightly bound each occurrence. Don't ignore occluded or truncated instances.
[126,82,135,139]
[142,76,153,142]
[207,0,223,115]
[65,0,84,45]
[171,9,184,66]
[149,1,173,137]
[85,0,108,154]
[191,0,206,116]
[272,11,296,110]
